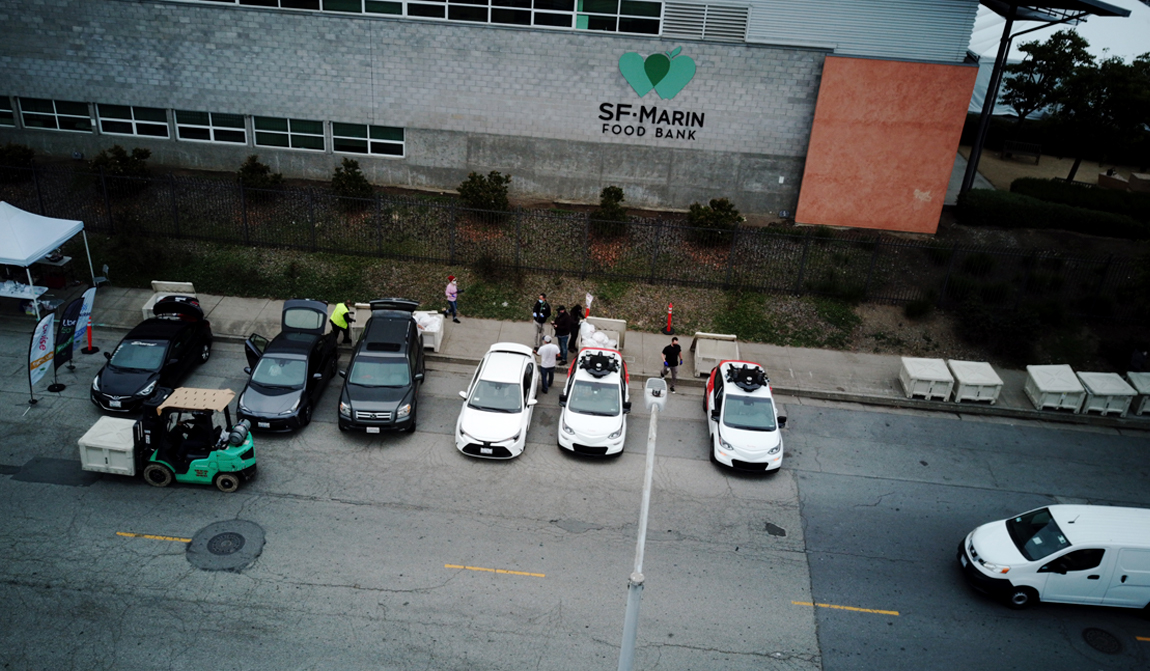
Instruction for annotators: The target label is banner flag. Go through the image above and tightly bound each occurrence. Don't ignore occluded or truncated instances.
[55,297,84,370]
[73,287,97,350]
[29,313,55,387]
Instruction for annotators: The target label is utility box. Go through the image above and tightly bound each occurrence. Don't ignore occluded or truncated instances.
[1126,372,1150,416]
[581,316,626,351]
[1024,365,1085,412]
[77,417,139,476]
[899,357,953,400]
[413,310,444,352]
[947,360,1003,404]
[690,332,739,378]
[141,281,197,321]
[1077,372,1136,417]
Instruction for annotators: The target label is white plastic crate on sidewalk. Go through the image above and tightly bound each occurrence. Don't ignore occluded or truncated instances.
[947,360,1003,404]
[413,311,444,352]
[690,332,739,378]
[1024,365,1085,412]
[898,357,953,400]
[1076,372,1137,417]
[1126,372,1150,416]
[141,281,196,320]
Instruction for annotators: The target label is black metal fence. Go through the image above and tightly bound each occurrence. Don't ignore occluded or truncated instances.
[1,163,1143,321]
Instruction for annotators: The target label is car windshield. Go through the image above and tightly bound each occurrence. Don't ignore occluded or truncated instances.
[468,380,522,413]
[1006,508,1072,561]
[568,380,620,416]
[349,358,410,387]
[110,340,167,372]
[723,396,777,431]
[251,356,307,388]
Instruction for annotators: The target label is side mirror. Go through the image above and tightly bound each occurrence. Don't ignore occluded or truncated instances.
[559,394,568,405]
[166,358,179,367]
[527,398,538,407]
[338,369,346,378]
[104,351,112,360]
[414,372,424,382]
[623,401,632,414]
[710,409,720,421]
[459,391,468,400]
[244,366,251,375]
[312,372,322,380]
[778,416,787,429]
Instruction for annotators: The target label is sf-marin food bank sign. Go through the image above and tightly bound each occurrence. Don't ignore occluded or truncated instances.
[598,47,705,141]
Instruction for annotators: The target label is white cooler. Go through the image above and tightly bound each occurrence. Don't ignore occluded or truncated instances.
[899,357,953,400]
[77,417,138,475]
[947,360,1003,404]
[690,332,739,378]
[1076,372,1136,417]
[1127,372,1150,416]
[1024,365,1085,412]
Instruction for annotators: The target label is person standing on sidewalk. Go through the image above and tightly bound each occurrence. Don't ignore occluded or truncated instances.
[532,293,551,350]
[552,305,574,366]
[330,299,355,345]
[445,276,460,323]
[569,304,584,355]
[661,336,683,393]
[537,335,560,394]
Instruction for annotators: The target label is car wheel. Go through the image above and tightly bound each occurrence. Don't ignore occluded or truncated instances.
[405,410,418,433]
[199,342,211,364]
[1006,587,1037,610]
[214,473,241,493]
[143,463,174,488]
[301,403,313,427]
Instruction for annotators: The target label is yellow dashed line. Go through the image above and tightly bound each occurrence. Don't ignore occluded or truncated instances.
[792,600,899,616]
[117,531,191,543]
[445,564,545,578]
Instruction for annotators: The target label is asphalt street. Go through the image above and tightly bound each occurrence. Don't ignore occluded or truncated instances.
[1,323,1149,670]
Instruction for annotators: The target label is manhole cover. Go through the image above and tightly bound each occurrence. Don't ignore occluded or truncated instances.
[207,532,246,555]
[1082,628,1122,655]
[187,520,264,572]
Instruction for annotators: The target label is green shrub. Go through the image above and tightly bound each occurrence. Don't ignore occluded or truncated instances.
[686,197,742,246]
[90,145,151,196]
[458,171,511,212]
[0,142,35,183]
[956,189,1149,240]
[1011,177,1150,223]
[331,157,374,203]
[238,155,283,190]
[589,186,629,239]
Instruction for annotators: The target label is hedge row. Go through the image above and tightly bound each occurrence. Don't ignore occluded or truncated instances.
[956,189,1150,240]
[959,114,1150,168]
[1011,177,1150,223]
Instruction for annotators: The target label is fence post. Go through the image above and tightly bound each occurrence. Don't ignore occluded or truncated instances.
[308,192,317,253]
[648,219,664,284]
[862,237,880,300]
[937,244,960,308]
[793,232,812,294]
[99,166,114,235]
[375,193,383,257]
[238,177,250,246]
[32,164,46,215]
[723,225,739,288]
[169,174,180,237]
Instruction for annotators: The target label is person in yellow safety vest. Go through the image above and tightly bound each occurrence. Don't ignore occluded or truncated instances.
[330,299,354,345]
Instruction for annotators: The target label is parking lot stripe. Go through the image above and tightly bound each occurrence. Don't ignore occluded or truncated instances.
[792,600,899,616]
[117,531,191,543]
[445,564,545,578]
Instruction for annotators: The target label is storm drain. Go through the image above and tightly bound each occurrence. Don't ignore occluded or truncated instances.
[1082,628,1122,655]
[186,520,265,572]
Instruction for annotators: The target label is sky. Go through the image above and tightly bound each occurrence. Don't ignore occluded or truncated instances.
[968,0,1150,62]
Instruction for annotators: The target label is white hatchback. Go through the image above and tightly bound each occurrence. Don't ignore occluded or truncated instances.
[704,360,787,471]
[456,343,539,459]
[557,348,631,456]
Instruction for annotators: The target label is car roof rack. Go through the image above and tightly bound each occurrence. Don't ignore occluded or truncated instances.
[580,351,619,378]
[726,363,768,392]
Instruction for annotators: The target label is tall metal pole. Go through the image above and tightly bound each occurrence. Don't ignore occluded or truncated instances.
[618,401,659,671]
[961,5,1015,196]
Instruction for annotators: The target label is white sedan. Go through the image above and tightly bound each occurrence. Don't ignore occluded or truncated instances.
[455,343,539,459]
[558,348,630,456]
[705,360,787,472]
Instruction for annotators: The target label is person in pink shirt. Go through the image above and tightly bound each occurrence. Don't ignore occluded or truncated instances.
[445,276,460,323]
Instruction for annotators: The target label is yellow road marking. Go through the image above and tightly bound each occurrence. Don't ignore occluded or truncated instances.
[792,600,899,616]
[1137,637,1150,642]
[445,564,545,578]
[117,531,191,543]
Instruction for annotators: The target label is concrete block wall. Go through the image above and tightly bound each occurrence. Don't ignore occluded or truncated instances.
[0,0,824,213]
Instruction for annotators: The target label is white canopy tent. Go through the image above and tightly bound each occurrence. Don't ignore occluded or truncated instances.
[0,201,97,316]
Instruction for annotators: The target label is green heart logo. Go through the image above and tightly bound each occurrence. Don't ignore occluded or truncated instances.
[619,47,696,100]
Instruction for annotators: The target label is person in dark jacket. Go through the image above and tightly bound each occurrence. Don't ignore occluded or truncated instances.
[551,306,574,366]
[532,293,551,350]
[569,304,584,354]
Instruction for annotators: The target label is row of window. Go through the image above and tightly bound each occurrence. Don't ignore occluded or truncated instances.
[0,97,406,157]
[192,0,663,35]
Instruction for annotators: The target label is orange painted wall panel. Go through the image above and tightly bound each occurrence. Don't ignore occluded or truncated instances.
[796,56,977,234]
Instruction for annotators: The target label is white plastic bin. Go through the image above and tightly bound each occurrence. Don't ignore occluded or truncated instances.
[1024,365,1085,412]
[690,332,739,378]
[413,310,444,352]
[141,281,196,320]
[77,417,138,476]
[947,360,1003,404]
[1076,372,1136,417]
[1126,372,1150,416]
[899,357,953,400]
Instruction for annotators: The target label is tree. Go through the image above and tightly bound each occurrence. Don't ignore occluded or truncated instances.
[89,145,151,178]
[589,186,629,239]
[238,154,283,189]
[331,158,374,202]
[1000,30,1093,124]
[457,171,511,211]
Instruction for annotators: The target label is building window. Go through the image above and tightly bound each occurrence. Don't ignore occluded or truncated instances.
[0,97,14,127]
[332,123,405,157]
[254,117,325,151]
[237,0,321,8]
[175,110,247,143]
[97,104,170,138]
[577,0,660,34]
[18,98,93,133]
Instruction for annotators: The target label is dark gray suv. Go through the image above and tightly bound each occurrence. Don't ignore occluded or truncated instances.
[337,299,426,433]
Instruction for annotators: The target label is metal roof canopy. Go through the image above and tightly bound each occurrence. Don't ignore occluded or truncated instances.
[959,0,1130,196]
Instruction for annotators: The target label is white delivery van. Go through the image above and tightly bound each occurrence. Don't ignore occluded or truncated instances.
[958,504,1150,611]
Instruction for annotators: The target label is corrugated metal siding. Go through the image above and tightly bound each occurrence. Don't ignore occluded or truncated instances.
[743,0,979,63]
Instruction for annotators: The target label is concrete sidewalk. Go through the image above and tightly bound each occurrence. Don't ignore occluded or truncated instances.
[87,286,1149,432]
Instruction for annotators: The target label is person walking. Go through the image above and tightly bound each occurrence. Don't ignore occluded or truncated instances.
[330,299,355,345]
[537,335,560,394]
[532,293,551,350]
[445,276,460,323]
[551,305,574,366]
[661,336,683,393]
[568,304,584,355]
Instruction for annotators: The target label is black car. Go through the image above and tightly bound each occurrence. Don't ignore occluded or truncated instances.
[338,299,425,433]
[91,295,213,413]
[236,299,339,431]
